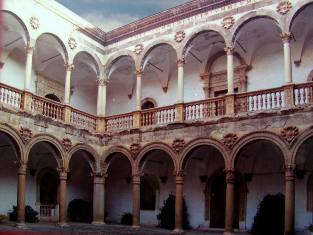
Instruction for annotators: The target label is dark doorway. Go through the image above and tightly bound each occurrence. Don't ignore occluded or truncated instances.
[141,101,155,110]
[40,170,58,204]
[45,94,61,102]
[209,172,240,229]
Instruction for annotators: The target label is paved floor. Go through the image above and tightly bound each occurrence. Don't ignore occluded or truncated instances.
[0,222,251,235]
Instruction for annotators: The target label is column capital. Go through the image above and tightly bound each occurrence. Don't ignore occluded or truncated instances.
[224,46,234,55]
[15,160,27,175]
[174,170,185,183]
[97,79,109,86]
[285,164,296,181]
[132,173,142,184]
[26,45,35,55]
[136,69,144,77]
[57,167,69,180]
[225,169,236,184]
[177,58,185,67]
[64,63,74,72]
[281,32,292,43]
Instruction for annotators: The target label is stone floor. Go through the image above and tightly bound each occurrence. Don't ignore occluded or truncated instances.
[0,223,251,235]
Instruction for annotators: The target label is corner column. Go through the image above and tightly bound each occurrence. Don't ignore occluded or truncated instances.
[97,79,108,117]
[284,165,295,235]
[16,160,27,228]
[176,59,185,122]
[64,64,74,105]
[136,70,143,111]
[92,173,107,225]
[58,168,68,226]
[225,47,234,94]
[282,32,293,84]
[24,45,34,91]
[174,170,184,233]
[132,174,141,228]
[224,169,236,235]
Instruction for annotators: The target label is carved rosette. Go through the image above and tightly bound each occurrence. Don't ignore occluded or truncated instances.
[62,138,72,152]
[277,1,292,15]
[281,126,299,144]
[222,133,238,150]
[174,30,186,43]
[30,16,40,30]
[134,44,144,55]
[20,127,33,144]
[68,37,77,50]
[130,143,141,159]
[172,138,185,154]
[222,16,235,30]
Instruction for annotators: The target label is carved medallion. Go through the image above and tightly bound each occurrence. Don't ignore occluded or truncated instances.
[30,16,40,30]
[68,37,77,50]
[174,30,185,43]
[222,16,235,30]
[281,126,299,143]
[172,138,185,154]
[277,1,292,15]
[130,143,141,158]
[222,133,238,150]
[20,127,33,143]
[62,138,72,152]
[134,44,144,55]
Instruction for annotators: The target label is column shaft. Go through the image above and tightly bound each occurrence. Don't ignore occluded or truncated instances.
[174,171,184,233]
[102,83,107,117]
[132,175,140,228]
[285,166,295,235]
[282,33,292,84]
[58,171,67,226]
[136,71,143,111]
[64,64,74,105]
[24,46,34,91]
[17,162,27,227]
[92,176,105,225]
[225,47,234,94]
[224,170,235,235]
[177,59,185,104]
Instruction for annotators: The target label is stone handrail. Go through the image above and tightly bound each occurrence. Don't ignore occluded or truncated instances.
[105,112,134,132]
[141,105,176,127]
[185,96,226,121]
[0,83,23,109]
[294,82,313,106]
[235,87,285,113]
[71,108,97,131]
[31,94,64,121]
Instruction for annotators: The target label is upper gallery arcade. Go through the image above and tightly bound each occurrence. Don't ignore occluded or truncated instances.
[1,0,313,235]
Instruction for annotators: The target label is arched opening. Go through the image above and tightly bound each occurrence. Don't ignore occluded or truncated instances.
[235,139,285,231]
[182,144,227,229]
[141,98,157,110]
[105,152,132,224]
[106,56,136,116]
[0,131,21,217]
[27,140,62,222]
[45,93,61,102]
[67,150,94,223]
[139,148,175,226]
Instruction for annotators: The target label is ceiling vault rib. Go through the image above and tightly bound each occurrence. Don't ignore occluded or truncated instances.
[148,61,164,73]
[41,54,61,64]
[4,36,22,47]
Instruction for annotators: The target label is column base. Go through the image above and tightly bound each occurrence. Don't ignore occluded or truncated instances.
[132,225,140,229]
[172,228,184,234]
[92,221,106,226]
[58,222,69,227]
[16,222,27,229]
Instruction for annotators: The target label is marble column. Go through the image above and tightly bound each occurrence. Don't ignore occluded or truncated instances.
[225,47,234,94]
[16,160,27,228]
[97,79,108,117]
[58,168,68,226]
[282,32,293,84]
[24,45,34,91]
[177,59,185,104]
[92,173,106,225]
[174,171,184,233]
[285,165,295,235]
[64,64,74,105]
[136,70,143,111]
[224,169,236,235]
[132,174,140,228]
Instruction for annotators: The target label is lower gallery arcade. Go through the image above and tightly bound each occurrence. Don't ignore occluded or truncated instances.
[1,124,313,235]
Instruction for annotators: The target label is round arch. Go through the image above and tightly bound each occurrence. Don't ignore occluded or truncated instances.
[181,26,227,58]
[0,124,25,161]
[135,142,178,173]
[105,51,137,78]
[68,144,99,173]
[287,0,313,31]
[0,10,30,45]
[25,134,65,167]
[291,128,313,165]
[35,33,69,63]
[231,10,283,44]
[102,146,135,173]
[180,138,228,170]
[230,132,289,169]
[72,51,101,77]
[138,40,178,70]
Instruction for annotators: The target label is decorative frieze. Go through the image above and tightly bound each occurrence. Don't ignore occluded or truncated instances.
[222,16,235,30]
[62,138,72,152]
[20,127,33,144]
[68,37,77,50]
[134,44,144,55]
[281,126,299,144]
[222,133,238,150]
[174,30,186,43]
[130,143,141,158]
[30,16,40,30]
[172,138,185,154]
[277,1,292,15]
